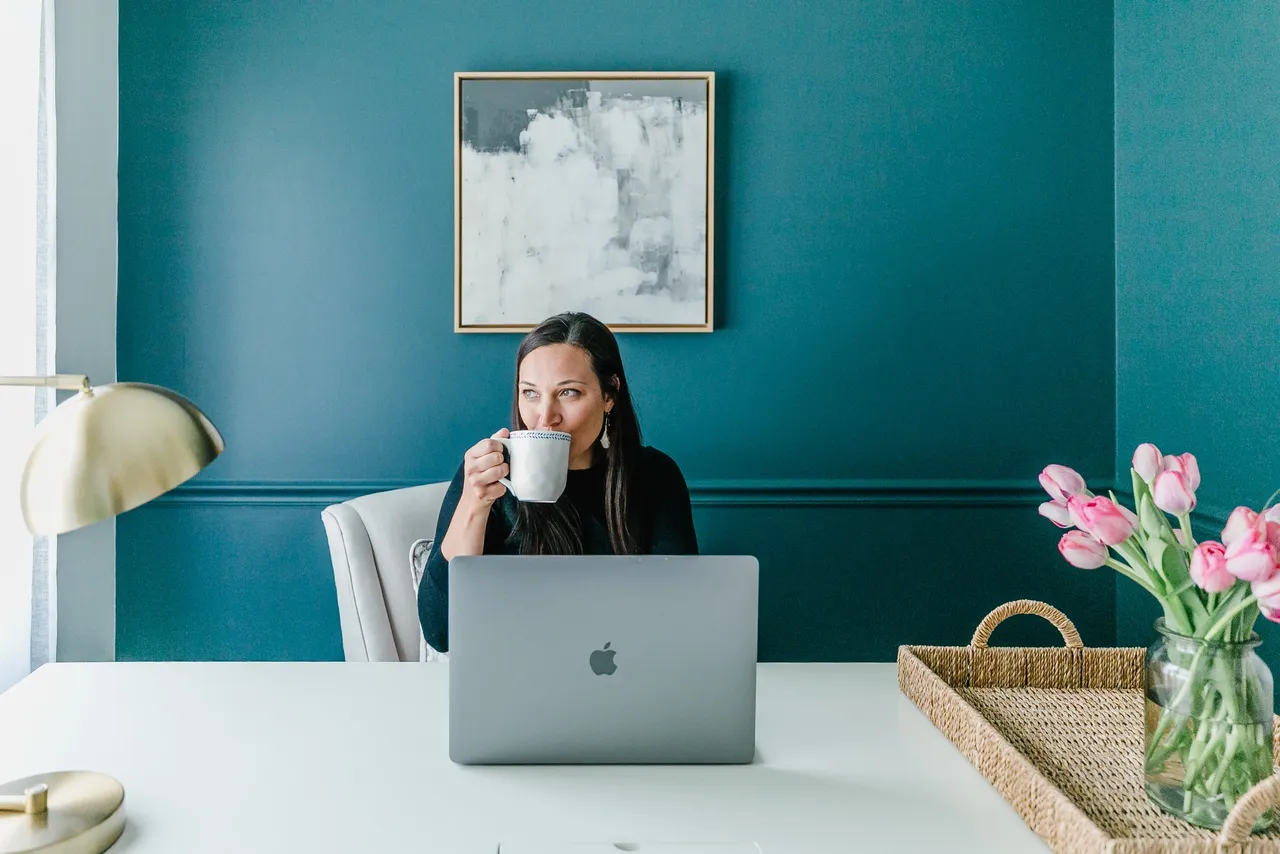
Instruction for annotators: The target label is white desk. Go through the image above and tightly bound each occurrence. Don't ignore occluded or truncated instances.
[0,662,1046,853]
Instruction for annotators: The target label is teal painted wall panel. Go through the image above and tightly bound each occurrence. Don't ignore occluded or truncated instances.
[696,503,1116,659]
[117,492,1113,661]
[1115,2,1280,666]
[116,504,344,661]
[117,0,1115,659]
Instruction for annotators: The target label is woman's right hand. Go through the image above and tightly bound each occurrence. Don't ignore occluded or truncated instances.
[462,428,510,506]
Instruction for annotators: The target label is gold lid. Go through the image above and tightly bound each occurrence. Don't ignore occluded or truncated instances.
[0,771,125,854]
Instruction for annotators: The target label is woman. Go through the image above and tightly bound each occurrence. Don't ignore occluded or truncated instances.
[418,311,698,653]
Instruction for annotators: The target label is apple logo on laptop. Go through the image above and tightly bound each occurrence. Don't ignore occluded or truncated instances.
[589,642,617,676]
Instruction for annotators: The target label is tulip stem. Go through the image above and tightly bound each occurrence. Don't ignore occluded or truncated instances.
[1178,513,1197,550]
[1261,486,1280,514]
[1105,557,1160,598]
[1207,595,1258,641]
[1114,539,1196,633]
[1114,540,1163,592]
[1173,578,1198,597]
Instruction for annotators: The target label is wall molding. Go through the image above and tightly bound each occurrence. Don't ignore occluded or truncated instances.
[1110,489,1231,532]
[155,478,1058,508]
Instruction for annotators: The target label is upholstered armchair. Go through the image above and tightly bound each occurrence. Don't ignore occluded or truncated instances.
[321,482,449,662]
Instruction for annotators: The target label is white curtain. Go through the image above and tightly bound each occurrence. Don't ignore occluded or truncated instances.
[0,0,57,693]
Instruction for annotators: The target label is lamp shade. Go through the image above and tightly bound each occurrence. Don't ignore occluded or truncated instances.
[19,382,224,535]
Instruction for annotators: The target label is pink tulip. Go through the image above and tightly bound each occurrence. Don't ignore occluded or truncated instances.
[1264,505,1280,525]
[1179,454,1201,491]
[1222,507,1259,548]
[1132,443,1164,484]
[1189,541,1235,593]
[1067,495,1138,546]
[1153,471,1196,515]
[1253,573,1280,623]
[1268,521,1280,554]
[1039,465,1087,502]
[1038,500,1073,528]
[1225,522,1278,582]
[1059,531,1108,569]
[1161,454,1201,492]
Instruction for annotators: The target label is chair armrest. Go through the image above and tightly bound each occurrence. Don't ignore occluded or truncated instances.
[322,503,399,662]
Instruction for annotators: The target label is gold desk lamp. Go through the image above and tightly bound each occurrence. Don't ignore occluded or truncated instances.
[0,374,224,854]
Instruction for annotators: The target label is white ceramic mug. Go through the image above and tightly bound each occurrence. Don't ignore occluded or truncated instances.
[496,430,571,503]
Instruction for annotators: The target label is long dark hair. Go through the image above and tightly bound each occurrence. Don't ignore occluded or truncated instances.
[509,312,643,556]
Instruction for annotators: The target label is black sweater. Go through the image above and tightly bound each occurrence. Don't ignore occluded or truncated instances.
[417,446,698,653]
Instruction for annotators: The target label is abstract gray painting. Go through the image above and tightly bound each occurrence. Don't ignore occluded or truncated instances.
[456,74,712,330]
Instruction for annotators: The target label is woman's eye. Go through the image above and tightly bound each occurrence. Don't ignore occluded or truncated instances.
[559,389,581,398]
[522,389,538,399]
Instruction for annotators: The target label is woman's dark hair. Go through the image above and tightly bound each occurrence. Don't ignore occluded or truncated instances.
[509,312,643,556]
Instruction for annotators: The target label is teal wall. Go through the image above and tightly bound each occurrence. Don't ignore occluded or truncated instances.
[116,1,1117,660]
[1115,2,1280,664]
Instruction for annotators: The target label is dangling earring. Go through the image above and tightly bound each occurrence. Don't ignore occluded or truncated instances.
[600,412,611,449]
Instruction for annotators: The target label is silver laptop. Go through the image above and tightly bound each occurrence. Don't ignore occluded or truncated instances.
[448,554,759,765]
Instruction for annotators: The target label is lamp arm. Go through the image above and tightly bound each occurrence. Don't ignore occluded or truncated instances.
[0,374,91,392]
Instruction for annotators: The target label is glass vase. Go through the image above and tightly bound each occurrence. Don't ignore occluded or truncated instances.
[1144,618,1275,831]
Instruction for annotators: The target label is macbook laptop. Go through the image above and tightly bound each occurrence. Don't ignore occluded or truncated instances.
[448,554,759,765]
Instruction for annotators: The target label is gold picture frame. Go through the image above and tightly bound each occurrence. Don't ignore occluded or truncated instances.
[454,71,715,333]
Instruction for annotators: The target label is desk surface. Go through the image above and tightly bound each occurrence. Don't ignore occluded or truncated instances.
[0,662,1046,853]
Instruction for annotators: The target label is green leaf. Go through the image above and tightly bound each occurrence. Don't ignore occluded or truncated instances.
[1164,542,1211,627]
[1162,538,1191,586]
[1144,537,1168,578]
[1140,493,1177,544]
[1132,467,1149,505]
[1139,501,1160,540]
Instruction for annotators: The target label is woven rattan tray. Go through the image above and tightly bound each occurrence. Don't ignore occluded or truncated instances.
[898,599,1280,853]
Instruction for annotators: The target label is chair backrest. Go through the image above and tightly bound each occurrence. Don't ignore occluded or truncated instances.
[321,482,449,662]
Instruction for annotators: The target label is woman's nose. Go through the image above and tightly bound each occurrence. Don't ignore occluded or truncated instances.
[536,403,561,429]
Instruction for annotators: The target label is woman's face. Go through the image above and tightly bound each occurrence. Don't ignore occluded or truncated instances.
[518,343,613,470]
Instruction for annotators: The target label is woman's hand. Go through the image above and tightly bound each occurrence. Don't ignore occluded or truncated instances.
[440,428,510,562]
[462,428,510,506]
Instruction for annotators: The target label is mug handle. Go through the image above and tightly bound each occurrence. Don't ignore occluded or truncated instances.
[494,436,515,495]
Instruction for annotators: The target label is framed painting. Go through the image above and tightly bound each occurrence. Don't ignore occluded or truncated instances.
[454,71,715,333]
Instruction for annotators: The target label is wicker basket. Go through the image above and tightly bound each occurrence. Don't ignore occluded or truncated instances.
[897,599,1280,853]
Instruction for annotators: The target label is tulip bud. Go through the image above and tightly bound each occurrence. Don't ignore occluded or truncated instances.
[1178,453,1201,491]
[1225,521,1278,583]
[1153,471,1196,515]
[1132,444,1163,484]
[1253,573,1280,623]
[1039,465,1087,503]
[1189,541,1234,593]
[1160,454,1201,492]
[1067,495,1138,546]
[1222,507,1259,548]
[1038,500,1072,528]
[1059,531,1108,569]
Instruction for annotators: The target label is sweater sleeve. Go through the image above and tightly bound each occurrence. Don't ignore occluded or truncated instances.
[645,448,699,555]
[417,462,466,654]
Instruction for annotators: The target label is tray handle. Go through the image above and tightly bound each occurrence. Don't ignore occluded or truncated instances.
[1217,772,1280,847]
[970,599,1083,649]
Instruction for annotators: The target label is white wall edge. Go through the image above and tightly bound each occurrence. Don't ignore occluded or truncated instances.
[54,0,119,662]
